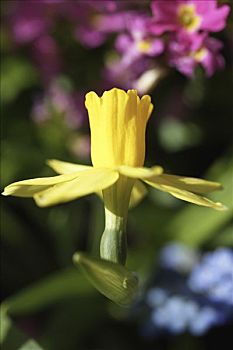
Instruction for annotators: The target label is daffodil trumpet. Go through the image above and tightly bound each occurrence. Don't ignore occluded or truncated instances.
[2,88,226,303]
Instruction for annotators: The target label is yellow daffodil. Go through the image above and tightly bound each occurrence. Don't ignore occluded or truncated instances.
[3,88,224,213]
[2,87,226,304]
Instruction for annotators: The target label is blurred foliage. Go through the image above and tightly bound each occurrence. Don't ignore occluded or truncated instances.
[1,56,37,104]
[1,307,44,350]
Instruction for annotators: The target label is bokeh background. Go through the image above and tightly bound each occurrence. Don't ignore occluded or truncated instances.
[1,1,233,350]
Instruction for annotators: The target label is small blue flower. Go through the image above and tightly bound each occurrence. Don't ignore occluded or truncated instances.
[188,248,233,305]
[149,295,224,336]
[136,245,233,339]
[151,296,199,334]
[189,306,220,335]
[146,288,168,307]
[159,242,199,273]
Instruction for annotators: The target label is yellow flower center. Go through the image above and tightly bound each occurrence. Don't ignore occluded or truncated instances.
[137,39,152,54]
[85,88,153,168]
[178,4,201,32]
[193,47,208,62]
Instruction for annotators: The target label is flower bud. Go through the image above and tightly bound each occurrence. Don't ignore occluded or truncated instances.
[73,252,138,306]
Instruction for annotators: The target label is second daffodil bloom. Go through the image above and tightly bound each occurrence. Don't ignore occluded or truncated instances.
[3,88,225,265]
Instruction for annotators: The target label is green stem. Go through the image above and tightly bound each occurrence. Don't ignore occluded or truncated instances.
[100,175,135,266]
[100,208,127,265]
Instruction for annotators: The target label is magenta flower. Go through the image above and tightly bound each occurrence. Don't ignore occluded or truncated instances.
[75,9,132,48]
[116,14,164,62]
[9,0,58,44]
[150,0,230,35]
[104,13,164,92]
[104,55,152,92]
[31,35,62,82]
[31,81,86,128]
[107,13,163,81]
[168,32,225,77]
[8,0,64,82]
[31,81,90,158]
[7,0,229,84]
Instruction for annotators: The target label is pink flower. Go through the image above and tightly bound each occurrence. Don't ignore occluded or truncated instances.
[31,81,86,128]
[75,9,133,48]
[9,0,59,44]
[200,37,225,77]
[104,13,164,91]
[168,32,225,77]
[150,0,230,35]
[115,14,164,68]
[31,35,62,82]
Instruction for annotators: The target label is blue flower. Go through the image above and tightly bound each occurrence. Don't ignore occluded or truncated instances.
[159,242,199,273]
[189,306,221,335]
[148,292,225,336]
[146,288,168,307]
[137,245,233,339]
[151,296,199,334]
[188,248,233,305]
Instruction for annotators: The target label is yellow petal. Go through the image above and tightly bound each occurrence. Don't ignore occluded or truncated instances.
[85,88,153,168]
[2,173,80,197]
[144,177,226,210]
[47,159,91,174]
[118,165,163,178]
[152,173,222,194]
[129,180,148,208]
[34,168,119,207]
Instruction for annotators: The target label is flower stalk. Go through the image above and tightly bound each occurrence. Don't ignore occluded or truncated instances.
[101,175,134,265]
[100,208,127,265]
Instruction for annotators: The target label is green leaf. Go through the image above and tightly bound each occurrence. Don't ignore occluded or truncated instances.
[1,57,37,103]
[158,118,202,152]
[210,225,233,247]
[0,306,44,350]
[18,340,44,350]
[5,268,93,316]
[0,306,11,344]
[40,297,104,350]
[166,159,233,246]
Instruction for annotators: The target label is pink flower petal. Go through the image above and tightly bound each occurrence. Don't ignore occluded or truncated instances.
[199,5,230,32]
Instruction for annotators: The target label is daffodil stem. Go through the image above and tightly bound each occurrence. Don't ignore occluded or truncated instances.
[100,175,134,266]
[100,208,127,265]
